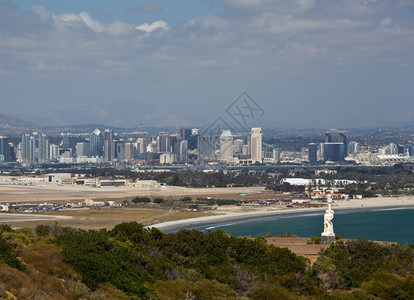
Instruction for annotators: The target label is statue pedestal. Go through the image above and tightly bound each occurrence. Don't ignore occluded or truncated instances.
[321,234,336,244]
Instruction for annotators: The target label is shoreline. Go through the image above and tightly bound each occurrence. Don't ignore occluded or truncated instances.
[154,196,414,233]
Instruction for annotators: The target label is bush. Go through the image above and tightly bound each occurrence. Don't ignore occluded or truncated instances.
[131,197,151,204]
[153,198,164,204]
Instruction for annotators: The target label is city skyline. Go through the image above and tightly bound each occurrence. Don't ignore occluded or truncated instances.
[0,1,413,128]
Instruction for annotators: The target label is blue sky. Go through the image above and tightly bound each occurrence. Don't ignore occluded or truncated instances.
[14,0,219,26]
[1,0,413,128]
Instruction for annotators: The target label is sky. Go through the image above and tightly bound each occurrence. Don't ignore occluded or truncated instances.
[0,0,413,129]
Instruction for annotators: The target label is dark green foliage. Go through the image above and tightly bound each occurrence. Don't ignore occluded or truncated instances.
[131,197,151,204]
[153,197,164,204]
[314,239,414,290]
[180,196,192,202]
[0,232,26,271]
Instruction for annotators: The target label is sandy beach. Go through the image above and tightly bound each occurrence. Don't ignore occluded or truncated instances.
[154,196,414,233]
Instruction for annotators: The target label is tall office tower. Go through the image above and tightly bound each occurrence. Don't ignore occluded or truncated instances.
[273,145,281,163]
[198,134,215,161]
[348,141,361,155]
[219,130,234,163]
[405,144,414,157]
[388,143,398,155]
[251,127,263,163]
[103,129,115,162]
[170,135,182,160]
[308,143,318,163]
[62,136,71,151]
[0,136,10,162]
[137,138,149,154]
[180,140,188,163]
[124,143,134,160]
[158,132,170,153]
[76,142,90,157]
[20,134,33,163]
[233,139,244,156]
[115,141,124,161]
[49,144,59,160]
[179,128,192,141]
[323,143,345,162]
[38,134,49,163]
[90,129,103,157]
[325,132,332,143]
[31,136,36,162]
[339,132,347,157]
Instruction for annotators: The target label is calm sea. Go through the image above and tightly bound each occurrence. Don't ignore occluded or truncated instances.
[192,208,414,244]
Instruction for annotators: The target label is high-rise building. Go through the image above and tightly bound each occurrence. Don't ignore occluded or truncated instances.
[180,140,189,163]
[251,127,262,163]
[103,129,114,162]
[198,134,215,161]
[323,143,345,162]
[0,136,10,162]
[21,134,33,163]
[325,132,332,143]
[38,134,49,163]
[137,138,149,154]
[158,132,170,153]
[179,128,192,141]
[348,141,361,155]
[308,143,318,163]
[339,132,347,157]
[49,144,59,160]
[115,141,124,161]
[273,145,281,163]
[62,136,71,151]
[90,129,103,157]
[124,142,134,160]
[76,142,90,158]
[219,130,233,163]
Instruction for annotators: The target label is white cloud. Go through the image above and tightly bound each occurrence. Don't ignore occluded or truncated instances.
[135,20,170,34]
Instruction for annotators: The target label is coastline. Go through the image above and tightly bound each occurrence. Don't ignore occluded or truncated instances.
[154,196,414,233]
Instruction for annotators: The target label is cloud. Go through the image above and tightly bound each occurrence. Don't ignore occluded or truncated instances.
[125,2,162,14]
[0,1,413,128]
[135,20,170,33]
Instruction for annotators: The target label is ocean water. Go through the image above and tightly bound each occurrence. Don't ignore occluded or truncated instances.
[195,208,414,244]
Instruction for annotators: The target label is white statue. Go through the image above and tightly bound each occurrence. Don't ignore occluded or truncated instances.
[321,195,335,243]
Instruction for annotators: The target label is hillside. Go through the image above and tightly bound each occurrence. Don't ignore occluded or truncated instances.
[1,223,414,299]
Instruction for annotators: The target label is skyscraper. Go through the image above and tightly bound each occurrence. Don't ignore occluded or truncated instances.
[90,129,103,157]
[21,134,33,163]
[76,142,90,158]
[158,132,170,153]
[180,140,188,163]
[179,128,192,141]
[339,132,347,157]
[251,127,263,163]
[0,136,10,162]
[325,132,332,143]
[323,143,345,162]
[103,129,114,162]
[219,130,233,163]
[38,134,49,163]
[308,143,318,163]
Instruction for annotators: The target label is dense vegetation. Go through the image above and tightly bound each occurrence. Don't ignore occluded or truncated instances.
[1,223,414,299]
